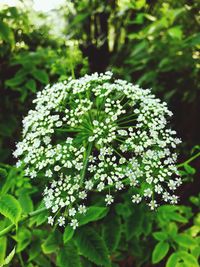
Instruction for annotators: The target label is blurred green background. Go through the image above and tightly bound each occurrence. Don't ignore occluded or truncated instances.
[0,0,200,266]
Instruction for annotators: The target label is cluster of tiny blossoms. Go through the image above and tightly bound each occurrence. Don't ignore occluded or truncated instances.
[14,72,182,229]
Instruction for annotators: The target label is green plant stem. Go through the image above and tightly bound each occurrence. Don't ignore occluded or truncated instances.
[177,151,200,167]
[0,207,47,238]
[18,252,25,267]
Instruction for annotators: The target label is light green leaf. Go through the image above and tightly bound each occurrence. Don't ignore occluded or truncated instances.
[178,251,199,267]
[63,226,74,244]
[1,247,16,267]
[56,243,81,267]
[32,69,49,84]
[152,241,169,264]
[168,26,183,40]
[0,194,22,225]
[75,226,110,266]
[166,253,179,267]
[175,234,197,248]
[153,231,168,241]
[0,237,7,265]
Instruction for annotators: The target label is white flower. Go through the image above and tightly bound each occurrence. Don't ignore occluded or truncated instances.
[105,194,114,205]
[48,216,54,225]
[148,200,158,210]
[132,194,142,204]
[69,208,76,217]
[78,204,87,214]
[14,72,181,228]
[70,219,79,229]
[58,216,65,226]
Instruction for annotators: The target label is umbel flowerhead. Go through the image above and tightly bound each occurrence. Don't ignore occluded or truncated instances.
[14,72,182,228]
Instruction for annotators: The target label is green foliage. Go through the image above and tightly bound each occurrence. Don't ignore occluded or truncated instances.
[0,0,199,266]
[56,243,81,267]
[0,194,22,225]
[75,226,110,266]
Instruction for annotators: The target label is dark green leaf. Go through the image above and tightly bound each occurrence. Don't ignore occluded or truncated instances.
[75,226,110,266]
[42,230,61,254]
[32,69,49,84]
[25,79,37,92]
[56,243,81,267]
[103,213,121,252]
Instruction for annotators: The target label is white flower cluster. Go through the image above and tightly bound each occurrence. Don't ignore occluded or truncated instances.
[14,72,182,227]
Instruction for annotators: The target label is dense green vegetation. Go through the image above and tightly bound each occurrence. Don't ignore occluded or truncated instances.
[0,0,199,266]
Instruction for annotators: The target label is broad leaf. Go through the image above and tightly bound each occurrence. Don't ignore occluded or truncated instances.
[0,194,22,225]
[56,243,81,267]
[166,252,179,267]
[175,234,197,248]
[75,226,110,266]
[15,228,32,253]
[103,213,121,252]
[152,241,169,264]
[63,226,74,244]
[78,206,108,226]
[42,230,61,254]
[32,69,49,84]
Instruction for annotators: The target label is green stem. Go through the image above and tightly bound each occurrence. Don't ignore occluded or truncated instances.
[18,252,25,267]
[177,151,200,167]
[0,207,47,238]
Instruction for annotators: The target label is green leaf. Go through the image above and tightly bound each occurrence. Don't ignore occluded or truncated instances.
[152,241,169,264]
[56,243,81,267]
[25,79,36,92]
[15,228,32,253]
[168,26,183,40]
[1,247,15,266]
[63,226,74,244]
[42,230,61,254]
[103,213,121,252]
[0,194,22,225]
[28,240,41,262]
[32,69,49,84]
[78,206,109,226]
[0,21,14,46]
[175,234,197,248]
[166,252,179,267]
[153,231,168,241]
[0,168,7,189]
[184,164,196,175]
[75,226,110,266]
[178,251,199,267]
[5,75,25,88]
[18,193,33,214]
[0,237,7,265]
